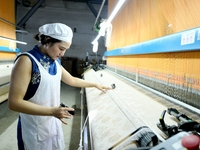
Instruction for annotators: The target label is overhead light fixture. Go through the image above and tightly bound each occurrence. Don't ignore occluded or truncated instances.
[91,34,101,45]
[91,0,126,44]
[107,0,125,24]
[0,36,27,45]
[92,41,99,53]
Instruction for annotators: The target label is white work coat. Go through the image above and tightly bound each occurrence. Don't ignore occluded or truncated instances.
[20,53,65,150]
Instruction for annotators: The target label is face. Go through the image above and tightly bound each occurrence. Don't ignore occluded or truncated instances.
[42,41,71,60]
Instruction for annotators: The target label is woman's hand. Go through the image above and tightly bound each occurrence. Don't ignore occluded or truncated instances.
[52,107,74,125]
[95,84,113,93]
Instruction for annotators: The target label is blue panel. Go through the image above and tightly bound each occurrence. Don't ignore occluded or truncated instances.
[104,27,200,56]
[0,46,20,53]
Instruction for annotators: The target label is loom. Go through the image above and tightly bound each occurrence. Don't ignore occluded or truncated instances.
[0,63,13,103]
[80,68,200,150]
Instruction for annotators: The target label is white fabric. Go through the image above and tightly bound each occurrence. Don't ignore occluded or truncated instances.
[20,53,64,150]
[39,23,73,43]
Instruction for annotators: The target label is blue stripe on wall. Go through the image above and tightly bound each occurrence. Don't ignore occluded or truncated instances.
[104,27,200,57]
[0,46,20,53]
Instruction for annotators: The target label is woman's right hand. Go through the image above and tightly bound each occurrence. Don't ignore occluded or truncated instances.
[52,107,74,125]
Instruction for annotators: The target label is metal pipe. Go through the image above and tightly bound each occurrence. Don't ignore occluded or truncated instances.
[78,88,84,150]
[17,0,45,28]
[93,0,106,28]
[0,18,22,29]
[86,2,98,18]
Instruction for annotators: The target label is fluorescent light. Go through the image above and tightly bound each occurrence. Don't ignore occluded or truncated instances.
[107,0,125,23]
[91,0,126,44]
[0,36,27,45]
[91,34,101,44]
[92,41,99,52]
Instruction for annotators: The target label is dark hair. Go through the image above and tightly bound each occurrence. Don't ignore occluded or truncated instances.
[34,33,61,46]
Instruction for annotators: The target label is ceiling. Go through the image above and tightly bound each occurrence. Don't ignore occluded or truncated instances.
[63,0,108,5]
[16,0,108,28]
[16,0,107,7]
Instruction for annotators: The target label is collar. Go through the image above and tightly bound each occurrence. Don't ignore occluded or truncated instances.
[33,45,54,63]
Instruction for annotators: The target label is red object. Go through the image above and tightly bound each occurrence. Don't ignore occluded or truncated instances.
[181,134,200,150]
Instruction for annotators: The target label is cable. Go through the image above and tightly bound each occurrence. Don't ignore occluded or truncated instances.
[77,114,89,150]
[77,87,90,150]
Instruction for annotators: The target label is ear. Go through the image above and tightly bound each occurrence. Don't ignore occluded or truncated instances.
[44,36,51,44]
[45,42,50,47]
[45,37,51,40]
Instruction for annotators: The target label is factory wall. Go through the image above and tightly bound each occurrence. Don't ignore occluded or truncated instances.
[16,0,108,76]
[106,0,200,109]
[0,0,17,103]
[0,0,17,59]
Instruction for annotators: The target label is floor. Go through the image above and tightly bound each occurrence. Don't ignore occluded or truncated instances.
[0,83,82,150]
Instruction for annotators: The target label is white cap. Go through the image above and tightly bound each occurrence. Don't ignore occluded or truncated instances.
[39,23,73,43]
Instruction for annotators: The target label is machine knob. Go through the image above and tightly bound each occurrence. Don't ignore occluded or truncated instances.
[181,134,200,150]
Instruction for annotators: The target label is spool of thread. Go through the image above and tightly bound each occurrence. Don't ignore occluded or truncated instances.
[181,134,200,150]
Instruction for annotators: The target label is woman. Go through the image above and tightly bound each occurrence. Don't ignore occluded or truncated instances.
[8,23,112,150]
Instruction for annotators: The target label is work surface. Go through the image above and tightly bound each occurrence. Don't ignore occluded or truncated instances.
[83,69,200,150]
